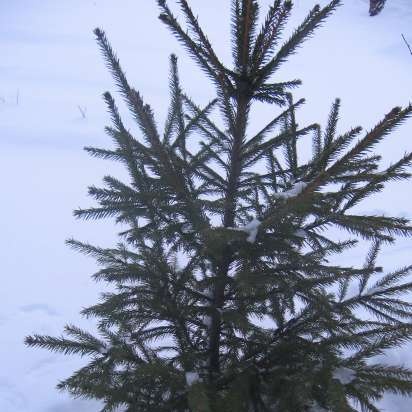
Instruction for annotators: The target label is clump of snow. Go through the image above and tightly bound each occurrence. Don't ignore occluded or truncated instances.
[123,336,135,346]
[273,181,307,199]
[239,217,261,243]
[113,363,128,373]
[332,366,356,384]
[185,371,200,386]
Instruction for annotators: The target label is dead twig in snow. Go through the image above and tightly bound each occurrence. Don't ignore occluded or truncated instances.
[401,34,412,56]
[77,105,87,119]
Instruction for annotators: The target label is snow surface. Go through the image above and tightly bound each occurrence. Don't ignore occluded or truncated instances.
[1,1,412,411]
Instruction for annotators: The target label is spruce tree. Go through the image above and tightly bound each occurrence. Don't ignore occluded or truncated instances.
[26,1,412,411]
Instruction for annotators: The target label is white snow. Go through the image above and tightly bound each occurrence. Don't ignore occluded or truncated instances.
[238,217,261,243]
[273,181,307,199]
[332,366,356,385]
[123,336,135,346]
[185,371,200,386]
[113,363,128,373]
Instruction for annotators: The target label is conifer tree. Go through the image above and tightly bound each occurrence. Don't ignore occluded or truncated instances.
[26,1,412,411]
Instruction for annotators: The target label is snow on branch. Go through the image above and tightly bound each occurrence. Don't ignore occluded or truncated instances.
[237,217,261,243]
[273,181,307,200]
[123,336,135,346]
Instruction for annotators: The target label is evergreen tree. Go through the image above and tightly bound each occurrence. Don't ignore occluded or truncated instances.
[26,1,412,411]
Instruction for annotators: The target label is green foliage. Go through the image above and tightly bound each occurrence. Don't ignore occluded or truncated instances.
[25,1,412,411]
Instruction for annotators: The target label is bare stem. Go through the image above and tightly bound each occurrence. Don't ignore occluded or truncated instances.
[401,34,412,56]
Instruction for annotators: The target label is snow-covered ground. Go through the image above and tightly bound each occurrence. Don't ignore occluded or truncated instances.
[1,1,411,411]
